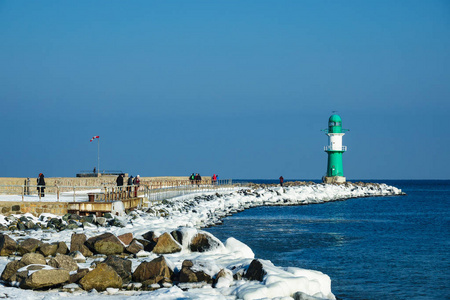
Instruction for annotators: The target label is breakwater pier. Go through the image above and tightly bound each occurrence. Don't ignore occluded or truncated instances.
[0,176,233,217]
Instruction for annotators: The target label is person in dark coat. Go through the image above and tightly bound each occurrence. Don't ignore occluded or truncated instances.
[279,176,284,187]
[195,173,202,187]
[37,173,45,197]
[116,174,124,187]
[127,175,133,197]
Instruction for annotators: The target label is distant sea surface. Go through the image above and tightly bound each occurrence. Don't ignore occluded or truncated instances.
[204,180,450,300]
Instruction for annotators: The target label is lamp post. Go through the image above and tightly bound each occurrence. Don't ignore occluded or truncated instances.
[90,136,100,176]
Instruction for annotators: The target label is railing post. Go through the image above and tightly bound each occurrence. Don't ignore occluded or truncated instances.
[22,185,24,201]
[57,185,60,201]
[73,186,76,202]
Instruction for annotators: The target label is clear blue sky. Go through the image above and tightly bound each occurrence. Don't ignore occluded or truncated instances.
[1,0,449,180]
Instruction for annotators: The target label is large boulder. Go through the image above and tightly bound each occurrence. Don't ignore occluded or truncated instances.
[1,260,25,282]
[0,234,17,256]
[21,253,47,266]
[214,268,233,288]
[178,260,212,284]
[117,233,133,246]
[293,291,325,300]
[103,255,132,284]
[21,268,70,290]
[38,243,58,257]
[86,233,124,255]
[170,230,184,245]
[70,233,93,257]
[79,263,122,291]
[126,239,144,254]
[178,260,196,282]
[189,233,221,252]
[132,256,173,284]
[69,268,89,284]
[48,254,79,272]
[153,232,182,254]
[1,254,48,283]
[244,259,266,281]
[141,231,157,242]
[138,231,157,252]
[135,238,156,252]
[68,251,86,263]
[17,238,42,255]
[55,242,69,255]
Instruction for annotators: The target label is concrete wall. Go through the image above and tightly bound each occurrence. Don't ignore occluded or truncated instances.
[0,201,68,216]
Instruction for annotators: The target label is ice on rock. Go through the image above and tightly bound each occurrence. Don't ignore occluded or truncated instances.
[190,260,222,278]
[215,268,233,288]
[224,237,255,259]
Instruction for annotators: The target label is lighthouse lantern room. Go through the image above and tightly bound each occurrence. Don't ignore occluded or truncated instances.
[323,114,348,183]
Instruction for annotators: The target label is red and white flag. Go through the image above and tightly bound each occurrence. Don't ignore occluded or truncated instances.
[90,136,100,142]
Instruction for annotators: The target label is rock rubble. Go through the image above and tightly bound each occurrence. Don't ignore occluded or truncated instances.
[0,230,259,293]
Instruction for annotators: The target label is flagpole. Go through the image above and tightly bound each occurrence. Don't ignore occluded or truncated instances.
[97,138,100,177]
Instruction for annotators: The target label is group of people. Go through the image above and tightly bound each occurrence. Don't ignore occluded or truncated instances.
[189,173,202,185]
[189,173,219,185]
[116,174,140,197]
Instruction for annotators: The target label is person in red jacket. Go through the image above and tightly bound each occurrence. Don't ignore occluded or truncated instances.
[133,175,140,197]
[279,176,284,187]
[212,174,217,185]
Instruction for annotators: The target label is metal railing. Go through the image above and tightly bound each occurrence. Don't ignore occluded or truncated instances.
[0,184,144,202]
[324,146,347,151]
[0,179,235,204]
[144,179,234,203]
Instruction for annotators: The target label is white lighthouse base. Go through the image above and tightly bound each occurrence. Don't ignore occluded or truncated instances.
[323,176,346,184]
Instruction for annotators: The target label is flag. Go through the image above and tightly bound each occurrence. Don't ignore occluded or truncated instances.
[90,136,99,142]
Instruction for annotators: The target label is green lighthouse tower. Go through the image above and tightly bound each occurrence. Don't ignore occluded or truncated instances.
[323,114,348,183]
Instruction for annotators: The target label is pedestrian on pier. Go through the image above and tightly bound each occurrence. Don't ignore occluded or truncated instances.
[127,175,133,197]
[279,176,284,187]
[212,174,217,185]
[195,173,202,187]
[37,173,45,197]
[134,175,141,197]
[116,174,124,187]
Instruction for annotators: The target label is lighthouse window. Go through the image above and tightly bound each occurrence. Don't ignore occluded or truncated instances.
[329,121,341,126]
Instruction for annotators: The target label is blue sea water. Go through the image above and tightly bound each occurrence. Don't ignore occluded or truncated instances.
[204,180,450,300]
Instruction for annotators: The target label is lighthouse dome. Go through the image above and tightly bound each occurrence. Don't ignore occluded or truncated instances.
[328,114,342,133]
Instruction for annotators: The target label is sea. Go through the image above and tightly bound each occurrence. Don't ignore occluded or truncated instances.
[204,180,450,300]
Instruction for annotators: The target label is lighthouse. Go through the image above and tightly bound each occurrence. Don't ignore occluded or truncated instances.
[323,114,348,183]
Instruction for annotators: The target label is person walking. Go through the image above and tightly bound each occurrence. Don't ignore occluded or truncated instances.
[127,175,133,197]
[195,173,202,187]
[279,176,284,187]
[133,175,141,197]
[212,174,217,185]
[116,174,124,187]
[37,173,45,197]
